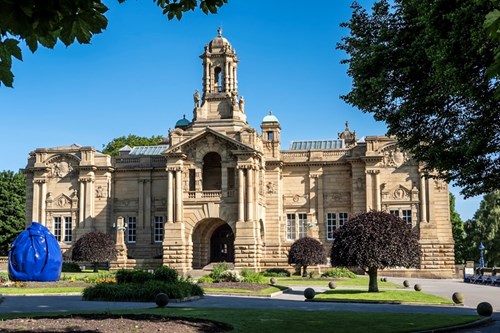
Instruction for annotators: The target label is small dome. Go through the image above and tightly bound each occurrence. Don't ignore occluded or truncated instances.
[208,27,234,53]
[175,115,190,129]
[262,111,279,123]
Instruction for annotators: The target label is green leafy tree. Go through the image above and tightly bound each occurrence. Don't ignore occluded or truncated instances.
[101,134,165,156]
[0,171,26,256]
[485,9,500,98]
[0,0,228,87]
[288,237,326,277]
[462,191,500,266]
[331,211,420,292]
[338,0,499,198]
[71,231,117,272]
[450,193,466,263]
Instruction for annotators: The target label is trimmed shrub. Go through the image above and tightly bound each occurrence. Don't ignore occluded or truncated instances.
[61,262,82,273]
[288,237,326,277]
[261,268,291,277]
[241,269,267,284]
[197,275,214,284]
[321,267,356,279]
[115,269,154,284]
[71,231,117,272]
[154,266,178,283]
[83,280,204,302]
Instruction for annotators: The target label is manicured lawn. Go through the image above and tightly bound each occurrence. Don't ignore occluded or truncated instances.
[204,285,286,295]
[0,308,478,333]
[314,289,454,304]
[0,287,84,294]
[278,276,402,288]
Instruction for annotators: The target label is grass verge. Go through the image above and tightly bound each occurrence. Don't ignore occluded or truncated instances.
[314,289,454,304]
[0,308,478,333]
[0,287,84,294]
[204,285,286,295]
[278,276,402,288]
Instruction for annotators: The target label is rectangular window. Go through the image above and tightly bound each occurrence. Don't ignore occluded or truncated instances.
[63,216,72,242]
[189,169,196,191]
[402,209,412,225]
[326,213,337,240]
[286,213,296,240]
[389,210,400,217]
[339,212,348,227]
[227,167,235,190]
[127,216,137,243]
[53,217,62,241]
[298,213,308,239]
[154,216,164,243]
[267,131,274,141]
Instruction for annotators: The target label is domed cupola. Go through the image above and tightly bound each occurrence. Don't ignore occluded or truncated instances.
[175,115,190,130]
[207,28,234,54]
[338,121,357,147]
[262,111,279,123]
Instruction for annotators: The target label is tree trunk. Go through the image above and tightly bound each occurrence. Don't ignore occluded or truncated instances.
[302,265,308,277]
[368,267,379,292]
[93,262,99,273]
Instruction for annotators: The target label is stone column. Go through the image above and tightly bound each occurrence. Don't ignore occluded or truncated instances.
[145,179,151,229]
[247,168,254,221]
[40,181,47,225]
[32,179,40,222]
[175,169,182,223]
[365,171,373,211]
[238,167,245,222]
[79,179,85,227]
[224,61,229,92]
[420,175,428,223]
[167,170,174,223]
[110,216,128,269]
[374,171,381,211]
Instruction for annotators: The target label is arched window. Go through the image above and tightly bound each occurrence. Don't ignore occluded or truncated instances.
[214,67,223,92]
[202,152,222,190]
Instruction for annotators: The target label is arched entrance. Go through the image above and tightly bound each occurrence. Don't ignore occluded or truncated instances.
[210,223,235,262]
[191,218,235,269]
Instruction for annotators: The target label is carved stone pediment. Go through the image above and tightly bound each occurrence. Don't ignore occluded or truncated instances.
[284,194,309,206]
[46,155,78,178]
[381,184,419,202]
[50,193,74,209]
[379,144,409,168]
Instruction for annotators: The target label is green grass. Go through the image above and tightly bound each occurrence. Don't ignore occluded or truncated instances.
[204,286,285,295]
[0,287,84,294]
[0,308,478,333]
[314,289,454,304]
[278,276,402,288]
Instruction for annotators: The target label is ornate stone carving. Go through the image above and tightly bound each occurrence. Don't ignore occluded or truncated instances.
[382,185,411,202]
[48,156,74,178]
[325,192,351,205]
[53,194,72,208]
[114,198,139,207]
[266,182,275,195]
[284,194,308,206]
[434,179,446,192]
[96,185,104,199]
[381,145,409,168]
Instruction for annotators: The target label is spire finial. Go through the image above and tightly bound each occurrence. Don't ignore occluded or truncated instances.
[345,120,349,129]
[218,27,222,37]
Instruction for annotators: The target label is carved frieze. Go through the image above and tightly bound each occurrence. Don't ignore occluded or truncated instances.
[114,198,139,207]
[284,194,309,206]
[381,184,419,202]
[380,145,409,168]
[47,155,76,178]
[324,192,351,205]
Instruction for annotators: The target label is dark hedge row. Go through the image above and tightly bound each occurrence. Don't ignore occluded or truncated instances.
[115,266,179,284]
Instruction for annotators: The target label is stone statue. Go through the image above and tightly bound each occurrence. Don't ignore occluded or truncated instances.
[239,96,245,112]
[193,89,200,108]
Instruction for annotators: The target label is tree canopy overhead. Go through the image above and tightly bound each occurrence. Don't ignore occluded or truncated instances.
[338,0,500,198]
[0,171,26,256]
[331,211,420,292]
[0,0,228,87]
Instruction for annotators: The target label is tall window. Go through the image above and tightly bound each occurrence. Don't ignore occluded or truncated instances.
[64,216,72,242]
[286,214,296,240]
[326,212,348,240]
[286,213,308,240]
[127,216,137,243]
[389,209,412,226]
[53,216,72,242]
[154,216,164,243]
[53,217,62,241]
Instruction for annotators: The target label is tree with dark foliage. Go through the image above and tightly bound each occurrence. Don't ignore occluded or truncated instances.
[331,211,420,292]
[0,0,228,87]
[71,231,117,272]
[338,0,499,198]
[288,237,326,277]
[0,171,25,256]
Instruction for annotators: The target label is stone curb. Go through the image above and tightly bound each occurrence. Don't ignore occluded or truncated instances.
[415,316,493,333]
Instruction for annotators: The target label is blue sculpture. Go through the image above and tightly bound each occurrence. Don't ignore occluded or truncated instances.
[8,222,62,281]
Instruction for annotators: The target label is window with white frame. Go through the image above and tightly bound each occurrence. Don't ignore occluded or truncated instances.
[389,208,412,225]
[64,216,72,242]
[53,216,72,242]
[154,215,164,243]
[326,212,349,240]
[286,213,308,240]
[127,216,137,243]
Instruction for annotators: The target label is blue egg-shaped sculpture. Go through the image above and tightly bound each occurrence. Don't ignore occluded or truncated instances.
[8,222,62,281]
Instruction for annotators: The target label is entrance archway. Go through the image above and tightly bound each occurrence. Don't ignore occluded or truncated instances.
[210,223,235,262]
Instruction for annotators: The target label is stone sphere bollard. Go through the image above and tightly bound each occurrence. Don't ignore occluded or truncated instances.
[452,292,464,305]
[403,280,410,288]
[270,277,277,285]
[155,293,169,308]
[328,281,337,289]
[304,287,316,300]
[414,284,422,291]
[477,302,493,317]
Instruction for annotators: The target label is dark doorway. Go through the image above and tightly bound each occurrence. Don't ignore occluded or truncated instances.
[210,223,234,262]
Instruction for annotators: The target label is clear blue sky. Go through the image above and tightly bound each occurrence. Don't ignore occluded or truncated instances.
[0,0,482,219]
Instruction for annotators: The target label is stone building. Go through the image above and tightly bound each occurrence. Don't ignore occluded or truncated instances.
[24,30,455,278]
